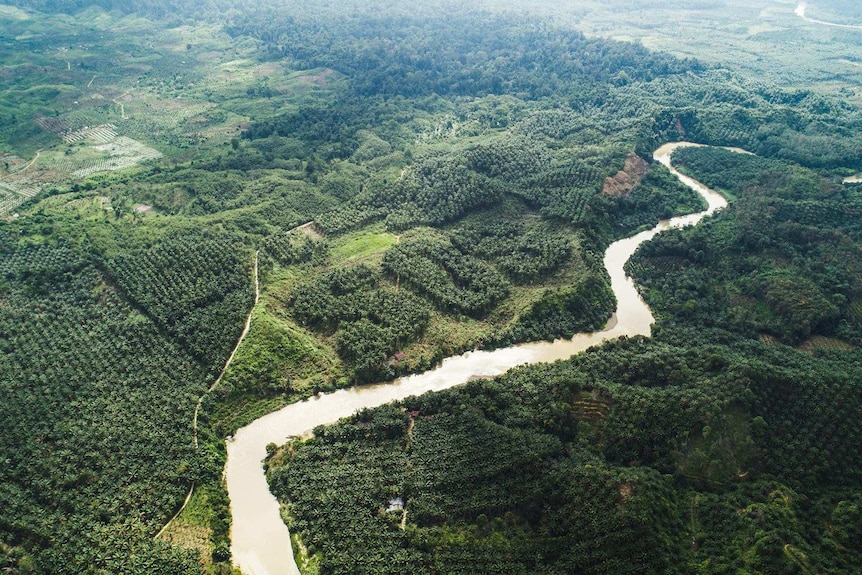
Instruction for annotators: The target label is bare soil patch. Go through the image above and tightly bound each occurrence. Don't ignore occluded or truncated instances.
[603,152,649,197]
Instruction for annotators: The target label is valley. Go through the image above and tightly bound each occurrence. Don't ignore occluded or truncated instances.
[1,2,861,574]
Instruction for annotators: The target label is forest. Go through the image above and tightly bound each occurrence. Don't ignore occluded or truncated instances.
[803,0,862,25]
[0,214,253,573]
[1,0,862,574]
[270,328,862,574]
[631,146,862,345]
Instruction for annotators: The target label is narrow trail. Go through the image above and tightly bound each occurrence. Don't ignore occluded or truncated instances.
[112,96,128,120]
[156,250,260,540]
[21,149,42,173]
[201,250,261,423]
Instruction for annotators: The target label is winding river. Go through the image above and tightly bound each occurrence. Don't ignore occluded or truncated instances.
[225,142,730,575]
[795,1,862,31]
[794,2,862,183]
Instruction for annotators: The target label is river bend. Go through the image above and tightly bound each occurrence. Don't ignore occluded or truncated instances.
[795,1,862,31]
[225,142,730,575]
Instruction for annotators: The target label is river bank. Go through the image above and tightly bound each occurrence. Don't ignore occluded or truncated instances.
[795,1,862,31]
[225,142,732,575]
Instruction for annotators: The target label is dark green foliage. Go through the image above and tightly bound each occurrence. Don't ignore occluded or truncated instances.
[405,410,565,524]
[630,147,862,345]
[380,150,511,230]
[382,234,510,317]
[6,0,862,572]
[315,205,388,236]
[259,229,328,280]
[336,290,430,376]
[614,72,862,170]
[271,332,862,575]
[607,164,707,236]
[830,495,862,551]
[229,6,699,100]
[314,137,565,235]
[242,98,416,163]
[291,265,431,378]
[106,234,255,368]
[0,229,245,573]
[335,318,393,373]
[291,265,380,331]
[504,274,614,343]
[115,162,337,230]
[330,137,632,233]
[262,231,326,267]
[518,158,605,226]
[269,356,687,575]
[203,483,232,561]
[450,219,571,283]
[741,355,862,487]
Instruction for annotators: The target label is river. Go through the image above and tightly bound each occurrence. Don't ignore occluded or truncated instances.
[225,142,730,575]
[795,1,862,31]
[793,2,862,183]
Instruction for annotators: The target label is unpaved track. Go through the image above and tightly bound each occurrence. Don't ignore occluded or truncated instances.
[156,250,259,540]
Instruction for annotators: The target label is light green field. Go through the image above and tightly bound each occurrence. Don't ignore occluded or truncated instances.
[330,224,399,265]
[0,9,342,216]
[568,0,862,100]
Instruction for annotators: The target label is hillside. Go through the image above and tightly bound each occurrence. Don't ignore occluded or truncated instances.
[1,1,862,574]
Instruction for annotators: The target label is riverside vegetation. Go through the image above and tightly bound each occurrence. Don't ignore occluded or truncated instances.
[1,0,862,574]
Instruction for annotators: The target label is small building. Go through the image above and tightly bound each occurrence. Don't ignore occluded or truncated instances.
[386,497,404,512]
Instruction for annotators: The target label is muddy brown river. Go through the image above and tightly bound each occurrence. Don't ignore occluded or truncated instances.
[225,142,730,575]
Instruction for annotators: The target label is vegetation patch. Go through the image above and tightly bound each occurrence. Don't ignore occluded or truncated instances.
[382,233,510,318]
[271,332,862,574]
[632,146,862,346]
[329,225,398,265]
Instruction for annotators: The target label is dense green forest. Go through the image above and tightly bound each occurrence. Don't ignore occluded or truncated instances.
[268,129,862,575]
[804,0,862,25]
[270,329,862,574]
[631,146,862,345]
[0,214,253,573]
[2,0,862,574]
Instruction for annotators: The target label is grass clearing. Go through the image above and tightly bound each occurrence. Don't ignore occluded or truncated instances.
[329,224,399,265]
[158,488,214,567]
[266,210,600,380]
[208,293,344,435]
